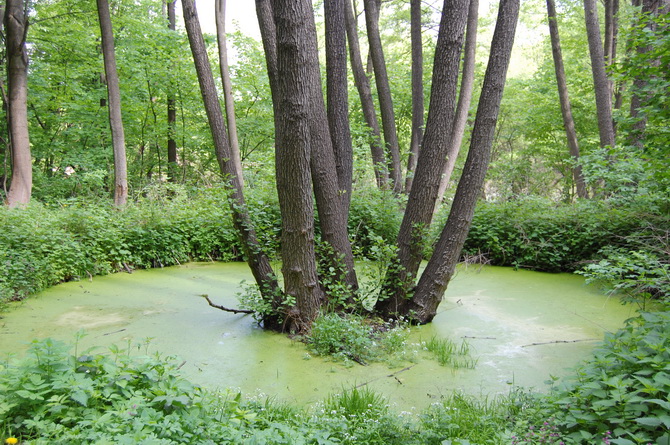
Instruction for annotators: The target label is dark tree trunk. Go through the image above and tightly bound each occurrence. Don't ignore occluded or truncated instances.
[436,0,479,205]
[4,0,31,208]
[363,0,402,192]
[215,0,244,187]
[259,0,358,299]
[547,0,587,199]
[375,0,470,316]
[399,0,520,324]
[404,0,424,194]
[325,0,354,213]
[584,0,616,149]
[167,0,178,183]
[182,0,283,330]
[344,0,388,189]
[96,0,128,207]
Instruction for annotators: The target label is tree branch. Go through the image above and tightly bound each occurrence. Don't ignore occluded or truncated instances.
[201,294,254,314]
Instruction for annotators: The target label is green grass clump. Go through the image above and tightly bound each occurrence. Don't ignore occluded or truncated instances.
[424,336,477,369]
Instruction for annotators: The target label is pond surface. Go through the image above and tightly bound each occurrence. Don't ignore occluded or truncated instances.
[0,262,634,410]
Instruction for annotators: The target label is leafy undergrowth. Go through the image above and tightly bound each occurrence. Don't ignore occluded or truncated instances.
[2,309,670,444]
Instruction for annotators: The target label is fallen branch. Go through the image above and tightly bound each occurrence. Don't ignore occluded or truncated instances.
[463,336,496,340]
[521,338,598,348]
[356,364,416,388]
[201,294,254,314]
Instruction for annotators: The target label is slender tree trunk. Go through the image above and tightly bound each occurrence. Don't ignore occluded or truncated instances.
[404,0,424,194]
[363,0,402,192]
[436,0,479,205]
[376,0,470,316]
[344,0,388,189]
[399,0,520,323]
[584,0,616,149]
[4,0,31,208]
[182,0,283,330]
[325,0,353,213]
[96,0,128,207]
[215,0,244,187]
[167,0,178,183]
[547,0,587,199]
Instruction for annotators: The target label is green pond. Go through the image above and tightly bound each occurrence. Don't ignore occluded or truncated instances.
[0,262,634,410]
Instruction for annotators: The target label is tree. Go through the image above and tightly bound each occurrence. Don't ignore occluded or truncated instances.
[215,0,244,187]
[182,0,283,329]
[166,0,179,183]
[404,0,424,194]
[363,0,402,192]
[547,0,587,198]
[344,0,388,189]
[436,0,479,204]
[584,0,616,150]
[4,0,31,208]
[96,0,128,207]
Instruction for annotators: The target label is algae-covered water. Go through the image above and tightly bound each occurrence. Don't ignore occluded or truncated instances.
[0,262,634,410]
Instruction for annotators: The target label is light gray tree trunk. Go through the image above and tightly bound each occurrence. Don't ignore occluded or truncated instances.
[215,0,244,187]
[404,0,424,194]
[4,0,31,208]
[363,0,402,192]
[167,0,178,183]
[96,0,128,207]
[584,0,616,150]
[547,0,587,199]
[344,0,388,189]
[435,0,479,205]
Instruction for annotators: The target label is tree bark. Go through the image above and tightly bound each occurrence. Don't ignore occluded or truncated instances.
[344,0,388,189]
[96,0,128,207]
[363,0,402,192]
[404,0,520,324]
[4,0,31,208]
[584,0,616,149]
[272,0,327,332]
[436,0,479,204]
[325,0,354,213]
[167,0,178,183]
[547,0,587,199]
[182,0,283,330]
[404,0,424,194]
[375,0,470,316]
[215,0,244,187]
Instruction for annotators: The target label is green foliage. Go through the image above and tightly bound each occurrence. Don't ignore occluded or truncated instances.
[516,311,670,445]
[307,313,411,366]
[424,336,477,369]
[459,198,647,272]
[348,186,404,258]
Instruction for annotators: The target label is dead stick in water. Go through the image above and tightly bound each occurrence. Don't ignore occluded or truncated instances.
[356,365,416,388]
[202,294,254,314]
[521,339,598,348]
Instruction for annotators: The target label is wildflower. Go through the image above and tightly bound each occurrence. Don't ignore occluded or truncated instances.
[5,438,18,445]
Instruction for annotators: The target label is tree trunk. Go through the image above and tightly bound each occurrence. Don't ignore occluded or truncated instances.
[272,0,327,332]
[96,0,128,207]
[259,0,359,299]
[363,0,402,192]
[547,0,587,199]
[344,0,388,189]
[215,0,244,187]
[436,0,479,205]
[4,0,31,208]
[375,0,470,316]
[325,0,354,213]
[584,0,616,149]
[402,0,520,324]
[167,0,178,183]
[182,0,283,330]
[404,0,424,194]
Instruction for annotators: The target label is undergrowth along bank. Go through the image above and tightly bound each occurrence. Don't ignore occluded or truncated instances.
[1,184,668,306]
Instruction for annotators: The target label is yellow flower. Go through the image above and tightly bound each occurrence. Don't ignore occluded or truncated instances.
[5,438,18,445]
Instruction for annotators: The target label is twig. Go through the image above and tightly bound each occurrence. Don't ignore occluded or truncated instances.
[521,339,598,348]
[202,294,254,314]
[356,364,416,388]
[100,328,126,337]
[463,336,496,340]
